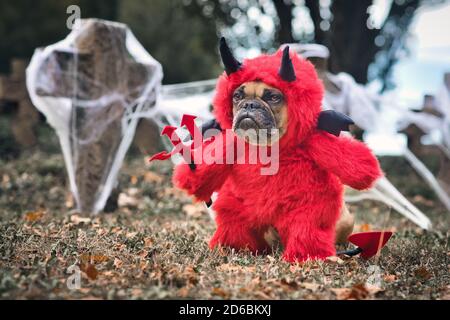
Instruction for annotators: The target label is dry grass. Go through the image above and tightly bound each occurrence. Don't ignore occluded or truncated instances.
[0,127,448,300]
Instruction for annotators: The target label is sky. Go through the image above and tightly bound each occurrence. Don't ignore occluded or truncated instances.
[392,2,450,107]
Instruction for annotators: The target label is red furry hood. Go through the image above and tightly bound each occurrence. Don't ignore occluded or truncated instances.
[213,48,324,149]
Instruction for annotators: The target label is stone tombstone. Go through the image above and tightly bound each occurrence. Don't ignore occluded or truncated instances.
[27,19,163,214]
[0,58,40,147]
[401,94,450,195]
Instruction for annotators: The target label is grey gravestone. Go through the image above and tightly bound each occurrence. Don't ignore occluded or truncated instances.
[0,59,39,147]
[27,19,163,214]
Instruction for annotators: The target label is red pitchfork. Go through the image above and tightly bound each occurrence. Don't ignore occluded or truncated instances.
[149,114,212,206]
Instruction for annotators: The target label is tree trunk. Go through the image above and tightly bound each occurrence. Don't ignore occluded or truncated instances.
[304,0,327,45]
[328,0,378,84]
[272,0,294,45]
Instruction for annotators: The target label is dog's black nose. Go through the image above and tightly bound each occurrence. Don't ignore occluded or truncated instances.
[244,101,259,110]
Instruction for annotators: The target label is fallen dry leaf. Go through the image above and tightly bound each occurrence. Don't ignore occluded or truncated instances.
[212,287,230,299]
[216,246,229,257]
[137,260,149,272]
[80,263,98,280]
[103,271,116,277]
[330,287,352,300]
[254,291,272,299]
[80,296,102,300]
[440,285,450,300]
[126,231,138,239]
[24,210,45,222]
[289,264,303,273]
[182,203,205,218]
[114,258,123,269]
[183,266,198,285]
[65,193,74,208]
[301,282,320,291]
[178,287,190,298]
[143,237,154,248]
[111,226,122,234]
[130,175,138,185]
[384,274,397,282]
[80,254,108,264]
[216,263,240,273]
[239,287,249,294]
[144,171,164,184]
[360,223,371,232]
[118,193,139,208]
[414,266,432,280]
[216,263,256,273]
[160,187,187,200]
[131,288,143,297]
[127,188,140,197]
[412,195,435,206]
[70,214,91,225]
[331,283,382,300]
[325,256,344,265]
[365,283,384,295]
[85,264,98,280]
[349,283,370,299]
[280,278,298,290]
[139,250,148,259]
[1,174,10,186]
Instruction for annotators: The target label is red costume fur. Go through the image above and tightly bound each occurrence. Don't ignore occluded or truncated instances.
[173,49,382,262]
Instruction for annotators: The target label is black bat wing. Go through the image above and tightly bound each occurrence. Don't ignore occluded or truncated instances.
[317,110,354,136]
[183,118,222,142]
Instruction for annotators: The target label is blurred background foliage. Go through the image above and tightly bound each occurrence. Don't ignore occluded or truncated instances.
[119,0,221,83]
[0,0,447,86]
[0,0,117,71]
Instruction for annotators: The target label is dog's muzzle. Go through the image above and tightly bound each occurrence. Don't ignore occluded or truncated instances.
[233,100,275,132]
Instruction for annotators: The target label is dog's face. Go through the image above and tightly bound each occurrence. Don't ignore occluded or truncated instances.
[232,81,288,145]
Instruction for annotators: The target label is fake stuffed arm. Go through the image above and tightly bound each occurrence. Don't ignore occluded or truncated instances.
[172,132,233,202]
[306,131,382,190]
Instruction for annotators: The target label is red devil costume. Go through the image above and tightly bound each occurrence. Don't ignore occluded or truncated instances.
[173,38,382,262]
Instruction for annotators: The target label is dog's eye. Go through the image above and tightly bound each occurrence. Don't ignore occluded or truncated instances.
[271,94,281,102]
[268,94,282,103]
[233,91,243,101]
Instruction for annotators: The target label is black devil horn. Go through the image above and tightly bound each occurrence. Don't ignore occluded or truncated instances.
[279,46,296,82]
[219,37,241,75]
